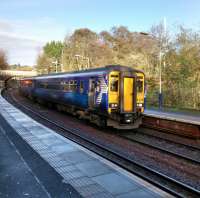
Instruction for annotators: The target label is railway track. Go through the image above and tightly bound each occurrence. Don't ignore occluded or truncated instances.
[119,131,200,164]
[138,128,200,150]
[2,89,200,198]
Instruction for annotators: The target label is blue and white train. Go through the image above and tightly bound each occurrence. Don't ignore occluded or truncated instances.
[19,65,145,129]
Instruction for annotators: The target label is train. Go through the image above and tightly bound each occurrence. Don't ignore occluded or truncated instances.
[19,65,145,129]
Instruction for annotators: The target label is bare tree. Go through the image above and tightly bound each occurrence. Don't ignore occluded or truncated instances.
[36,54,52,74]
[0,50,9,70]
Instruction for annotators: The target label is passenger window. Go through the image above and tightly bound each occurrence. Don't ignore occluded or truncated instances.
[74,81,78,91]
[69,80,73,91]
[63,81,69,91]
[43,82,48,89]
[69,80,77,92]
[110,79,118,92]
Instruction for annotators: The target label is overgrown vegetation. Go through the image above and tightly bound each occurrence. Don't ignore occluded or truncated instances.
[36,24,200,110]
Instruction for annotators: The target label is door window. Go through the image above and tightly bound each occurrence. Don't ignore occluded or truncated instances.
[90,80,95,92]
[110,79,118,92]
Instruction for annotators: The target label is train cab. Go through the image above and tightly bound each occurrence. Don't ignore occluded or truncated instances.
[19,79,35,98]
[107,67,144,128]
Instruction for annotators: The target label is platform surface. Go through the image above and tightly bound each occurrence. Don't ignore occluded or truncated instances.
[0,95,173,198]
[145,109,200,125]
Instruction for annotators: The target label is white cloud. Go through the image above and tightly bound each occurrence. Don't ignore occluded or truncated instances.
[0,17,68,65]
[0,34,44,65]
[0,20,13,33]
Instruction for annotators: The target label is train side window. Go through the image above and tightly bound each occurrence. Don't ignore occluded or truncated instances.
[63,81,69,91]
[69,80,77,92]
[69,80,73,91]
[38,82,41,88]
[39,82,47,89]
[67,81,70,91]
[110,79,118,92]
[38,82,44,88]
[74,80,78,91]
[51,84,59,90]
[44,82,48,89]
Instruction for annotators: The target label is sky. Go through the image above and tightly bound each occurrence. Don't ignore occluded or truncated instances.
[1,0,200,66]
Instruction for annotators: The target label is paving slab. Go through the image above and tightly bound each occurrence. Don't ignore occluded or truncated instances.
[59,150,94,164]
[68,176,96,188]
[76,160,113,177]
[93,172,140,195]
[50,143,77,154]
[41,136,66,146]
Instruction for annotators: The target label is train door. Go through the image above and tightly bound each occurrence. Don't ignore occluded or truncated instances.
[123,77,134,112]
[121,74,137,114]
[88,78,95,108]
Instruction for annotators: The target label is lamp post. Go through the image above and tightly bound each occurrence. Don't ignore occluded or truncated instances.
[159,51,163,110]
[140,29,166,110]
[61,48,64,72]
[52,59,58,73]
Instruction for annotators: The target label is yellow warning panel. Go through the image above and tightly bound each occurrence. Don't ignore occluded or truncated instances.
[123,77,133,112]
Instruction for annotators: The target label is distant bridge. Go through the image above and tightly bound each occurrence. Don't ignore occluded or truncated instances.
[0,70,37,79]
[0,70,37,88]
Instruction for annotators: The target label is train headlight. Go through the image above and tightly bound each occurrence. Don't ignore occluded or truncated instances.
[137,103,143,107]
[109,103,118,108]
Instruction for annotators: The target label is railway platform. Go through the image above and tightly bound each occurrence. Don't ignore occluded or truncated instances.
[144,109,200,125]
[0,95,173,198]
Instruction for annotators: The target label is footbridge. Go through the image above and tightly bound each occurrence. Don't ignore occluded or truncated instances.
[0,70,37,88]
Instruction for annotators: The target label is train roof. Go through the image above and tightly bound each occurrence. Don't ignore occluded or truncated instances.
[22,65,144,80]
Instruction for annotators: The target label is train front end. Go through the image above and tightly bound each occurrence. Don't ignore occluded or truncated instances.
[107,68,144,129]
